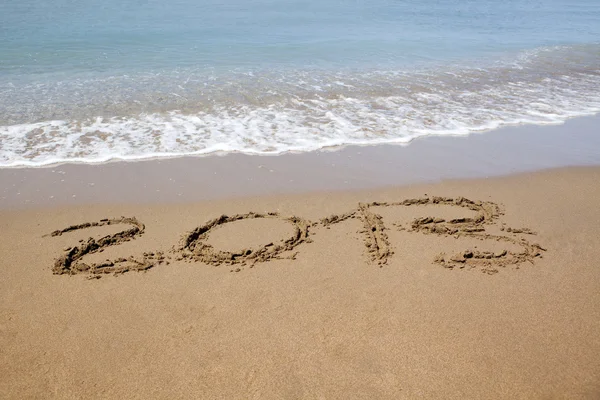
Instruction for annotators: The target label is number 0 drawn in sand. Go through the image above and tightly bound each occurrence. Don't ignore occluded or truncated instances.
[45,197,546,278]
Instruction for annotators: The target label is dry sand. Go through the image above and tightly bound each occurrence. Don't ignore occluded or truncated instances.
[1,166,600,399]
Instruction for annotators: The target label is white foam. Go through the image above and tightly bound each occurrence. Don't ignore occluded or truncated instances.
[2,46,600,167]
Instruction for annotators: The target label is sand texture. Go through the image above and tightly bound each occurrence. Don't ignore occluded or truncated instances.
[1,167,600,399]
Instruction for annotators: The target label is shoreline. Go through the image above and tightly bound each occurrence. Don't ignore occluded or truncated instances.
[2,111,598,170]
[2,114,600,210]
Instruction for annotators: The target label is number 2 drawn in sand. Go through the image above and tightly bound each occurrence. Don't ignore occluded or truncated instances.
[46,197,546,278]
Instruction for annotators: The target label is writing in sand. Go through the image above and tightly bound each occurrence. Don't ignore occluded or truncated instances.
[46,196,546,279]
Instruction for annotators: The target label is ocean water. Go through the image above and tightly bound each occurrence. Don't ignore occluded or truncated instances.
[1,0,599,167]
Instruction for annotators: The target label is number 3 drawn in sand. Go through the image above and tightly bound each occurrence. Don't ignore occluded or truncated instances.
[45,197,546,278]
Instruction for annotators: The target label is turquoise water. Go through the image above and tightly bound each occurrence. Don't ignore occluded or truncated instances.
[1,0,600,166]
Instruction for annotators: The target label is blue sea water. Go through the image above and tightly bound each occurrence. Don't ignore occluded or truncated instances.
[1,0,599,166]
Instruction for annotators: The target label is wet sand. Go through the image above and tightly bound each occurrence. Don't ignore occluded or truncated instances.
[1,115,600,210]
[1,119,600,398]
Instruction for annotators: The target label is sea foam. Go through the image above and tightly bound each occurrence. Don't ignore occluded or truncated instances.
[1,45,599,167]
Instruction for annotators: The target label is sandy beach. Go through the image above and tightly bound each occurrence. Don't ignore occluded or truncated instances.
[3,0,600,397]
[1,128,600,398]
